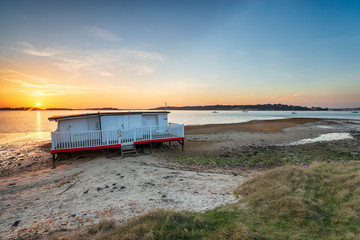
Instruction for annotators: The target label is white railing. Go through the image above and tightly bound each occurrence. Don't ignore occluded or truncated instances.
[51,123,184,151]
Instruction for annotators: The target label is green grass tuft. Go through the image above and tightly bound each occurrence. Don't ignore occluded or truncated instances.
[231,162,360,239]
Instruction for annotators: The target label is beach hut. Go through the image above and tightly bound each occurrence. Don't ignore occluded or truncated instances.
[48,111,184,166]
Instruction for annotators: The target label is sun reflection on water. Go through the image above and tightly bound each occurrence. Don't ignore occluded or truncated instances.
[36,111,42,132]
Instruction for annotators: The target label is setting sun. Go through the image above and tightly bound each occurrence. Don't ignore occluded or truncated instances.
[35,103,40,107]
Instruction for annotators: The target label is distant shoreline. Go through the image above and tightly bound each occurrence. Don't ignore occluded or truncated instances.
[0,103,359,111]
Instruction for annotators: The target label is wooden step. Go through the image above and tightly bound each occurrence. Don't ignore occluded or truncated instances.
[121,144,137,158]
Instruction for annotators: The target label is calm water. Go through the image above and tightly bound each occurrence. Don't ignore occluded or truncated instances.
[0,110,359,133]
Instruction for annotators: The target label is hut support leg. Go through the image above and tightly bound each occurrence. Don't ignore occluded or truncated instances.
[52,153,56,169]
[177,140,184,151]
[150,143,152,154]
[106,148,110,158]
[118,147,122,156]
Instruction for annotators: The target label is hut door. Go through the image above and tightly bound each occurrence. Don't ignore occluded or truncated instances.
[122,116,129,130]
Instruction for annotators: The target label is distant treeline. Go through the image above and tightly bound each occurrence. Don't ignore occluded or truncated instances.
[0,107,132,111]
[2,105,359,111]
[0,107,42,111]
[151,104,330,111]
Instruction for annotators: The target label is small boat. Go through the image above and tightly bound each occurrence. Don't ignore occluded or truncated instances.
[352,111,359,113]
[212,111,218,113]
[291,112,297,114]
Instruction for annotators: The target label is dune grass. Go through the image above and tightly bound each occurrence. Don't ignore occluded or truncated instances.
[231,162,360,239]
[49,161,360,240]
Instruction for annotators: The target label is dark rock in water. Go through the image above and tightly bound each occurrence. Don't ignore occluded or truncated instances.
[84,189,89,194]
[232,173,238,176]
[71,214,76,218]
[120,186,126,190]
[104,185,109,188]
[12,220,20,227]
[162,194,166,198]
[96,187,103,191]
[112,183,117,186]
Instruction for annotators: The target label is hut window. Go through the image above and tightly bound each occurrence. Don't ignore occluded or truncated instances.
[95,121,99,129]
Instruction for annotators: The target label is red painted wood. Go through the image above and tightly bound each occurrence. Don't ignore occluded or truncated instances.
[51,137,185,153]
[51,144,122,153]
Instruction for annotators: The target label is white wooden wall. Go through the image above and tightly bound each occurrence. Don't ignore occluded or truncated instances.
[58,117,100,132]
[100,115,143,130]
[57,114,168,133]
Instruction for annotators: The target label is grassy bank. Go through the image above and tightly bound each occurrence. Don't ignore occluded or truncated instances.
[43,161,360,240]
[176,140,360,168]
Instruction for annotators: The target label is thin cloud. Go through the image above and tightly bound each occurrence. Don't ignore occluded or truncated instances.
[87,26,122,43]
[99,72,114,77]
[120,49,165,61]
[15,42,165,77]
[0,69,129,96]
[15,42,56,57]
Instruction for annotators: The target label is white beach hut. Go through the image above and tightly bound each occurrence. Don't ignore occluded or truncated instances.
[48,111,184,166]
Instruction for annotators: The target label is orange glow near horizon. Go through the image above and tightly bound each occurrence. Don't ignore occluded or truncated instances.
[0,64,359,109]
[1,89,359,109]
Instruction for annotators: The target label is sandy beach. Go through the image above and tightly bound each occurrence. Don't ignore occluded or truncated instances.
[1,118,359,239]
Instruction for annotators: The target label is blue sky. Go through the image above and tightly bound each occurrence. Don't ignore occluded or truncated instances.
[0,0,359,108]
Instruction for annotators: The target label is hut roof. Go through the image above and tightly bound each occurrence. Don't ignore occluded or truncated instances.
[48,111,169,121]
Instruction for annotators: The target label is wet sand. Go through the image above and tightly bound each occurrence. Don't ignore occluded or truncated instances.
[158,118,360,161]
[0,118,359,239]
[0,132,52,177]
[185,117,323,134]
